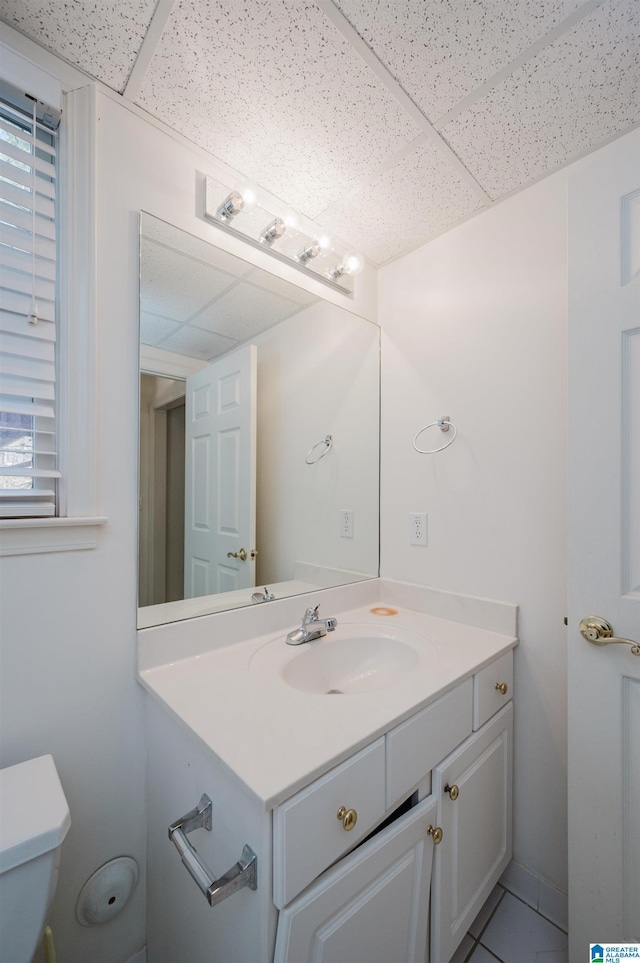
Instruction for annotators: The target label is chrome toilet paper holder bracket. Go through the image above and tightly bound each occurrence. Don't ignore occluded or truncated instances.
[168,793,257,907]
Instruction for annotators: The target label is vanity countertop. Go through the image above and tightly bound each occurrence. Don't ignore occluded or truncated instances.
[139,602,517,809]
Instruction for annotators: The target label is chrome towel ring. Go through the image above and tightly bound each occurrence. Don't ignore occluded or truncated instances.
[413,416,457,454]
[305,434,333,465]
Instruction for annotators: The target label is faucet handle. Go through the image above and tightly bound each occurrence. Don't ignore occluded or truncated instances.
[304,606,320,623]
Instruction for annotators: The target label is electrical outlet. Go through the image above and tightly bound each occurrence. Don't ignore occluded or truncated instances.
[409,513,428,546]
[340,509,354,538]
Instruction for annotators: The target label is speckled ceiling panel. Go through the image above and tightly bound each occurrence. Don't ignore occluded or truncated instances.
[334,0,586,120]
[316,139,486,264]
[0,0,157,93]
[438,0,640,198]
[135,0,421,218]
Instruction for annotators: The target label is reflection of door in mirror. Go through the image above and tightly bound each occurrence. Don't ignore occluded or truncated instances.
[184,344,257,599]
[139,375,186,607]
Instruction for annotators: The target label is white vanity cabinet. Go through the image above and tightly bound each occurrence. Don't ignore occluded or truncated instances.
[143,642,514,963]
[431,702,513,962]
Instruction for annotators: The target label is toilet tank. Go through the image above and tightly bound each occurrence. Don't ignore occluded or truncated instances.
[0,755,71,963]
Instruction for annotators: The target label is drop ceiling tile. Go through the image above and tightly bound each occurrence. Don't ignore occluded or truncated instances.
[135,0,421,218]
[317,140,486,264]
[191,282,302,340]
[142,214,251,276]
[159,326,237,361]
[438,0,640,198]
[139,312,181,346]
[140,241,238,321]
[242,268,318,306]
[335,0,586,120]
[0,0,157,93]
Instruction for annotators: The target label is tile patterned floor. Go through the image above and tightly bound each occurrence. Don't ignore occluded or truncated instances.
[450,886,569,963]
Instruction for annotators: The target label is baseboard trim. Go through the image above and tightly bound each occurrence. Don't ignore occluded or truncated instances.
[124,948,147,963]
[500,860,568,932]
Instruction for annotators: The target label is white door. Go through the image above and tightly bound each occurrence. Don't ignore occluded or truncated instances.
[184,344,257,598]
[567,130,640,955]
[274,794,438,963]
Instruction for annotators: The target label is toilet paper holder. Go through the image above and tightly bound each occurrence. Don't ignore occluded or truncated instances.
[168,794,257,906]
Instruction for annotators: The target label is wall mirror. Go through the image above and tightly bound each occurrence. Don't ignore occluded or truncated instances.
[138,213,380,628]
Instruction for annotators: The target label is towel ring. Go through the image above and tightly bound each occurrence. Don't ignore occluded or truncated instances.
[305,434,333,465]
[413,417,457,454]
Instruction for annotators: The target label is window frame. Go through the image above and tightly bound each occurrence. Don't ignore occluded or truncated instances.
[0,68,106,554]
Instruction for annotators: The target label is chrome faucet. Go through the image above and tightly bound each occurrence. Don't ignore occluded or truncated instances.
[285,605,338,645]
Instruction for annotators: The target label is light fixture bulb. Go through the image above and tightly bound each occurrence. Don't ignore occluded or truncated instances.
[235,181,259,208]
[260,217,286,246]
[329,250,364,279]
[296,240,321,265]
[216,190,245,222]
[317,234,333,253]
[283,208,302,232]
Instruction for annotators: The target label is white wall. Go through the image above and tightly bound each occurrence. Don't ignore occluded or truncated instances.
[0,41,378,962]
[379,173,569,890]
[254,299,379,587]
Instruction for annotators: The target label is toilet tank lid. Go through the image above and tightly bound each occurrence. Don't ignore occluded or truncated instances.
[0,755,71,874]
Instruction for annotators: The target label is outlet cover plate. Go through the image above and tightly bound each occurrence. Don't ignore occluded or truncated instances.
[409,513,428,546]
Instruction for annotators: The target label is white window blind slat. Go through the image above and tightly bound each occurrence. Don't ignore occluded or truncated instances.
[1,243,56,281]
[0,290,55,324]
[0,219,56,251]
[0,466,60,478]
[0,330,55,361]
[0,498,56,518]
[0,137,55,177]
[0,396,54,419]
[0,158,55,200]
[1,200,58,239]
[0,114,57,155]
[0,182,55,219]
[0,309,55,340]
[0,374,55,400]
[0,355,55,382]
[1,266,55,301]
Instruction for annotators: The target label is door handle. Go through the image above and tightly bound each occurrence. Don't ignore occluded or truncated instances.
[226,548,247,561]
[579,617,640,656]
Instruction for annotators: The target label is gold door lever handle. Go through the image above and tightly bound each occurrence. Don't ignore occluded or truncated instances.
[227,548,248,562]
[579,617,640,656]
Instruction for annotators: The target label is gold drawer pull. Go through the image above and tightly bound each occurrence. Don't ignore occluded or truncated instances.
[444,783,459,801]
[495,682,508,695]
[428,824,443,845]
[336,806,358,831]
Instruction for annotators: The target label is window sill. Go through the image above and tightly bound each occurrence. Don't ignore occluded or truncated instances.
[0,516,108,556]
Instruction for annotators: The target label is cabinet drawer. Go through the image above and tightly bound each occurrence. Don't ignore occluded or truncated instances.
[473,650,514,730]
[385,679,472,809]
[273,738,386,908]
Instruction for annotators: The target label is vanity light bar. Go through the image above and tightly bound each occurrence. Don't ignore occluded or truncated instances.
[203,176,362,294]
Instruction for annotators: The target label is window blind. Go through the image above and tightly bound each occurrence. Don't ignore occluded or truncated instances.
[0,94,59,517]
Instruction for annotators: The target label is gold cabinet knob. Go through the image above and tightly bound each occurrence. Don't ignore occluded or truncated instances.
[336,806,358,831]
[428,824,443,845]
[444,783,459,801]
[495,682,508,695]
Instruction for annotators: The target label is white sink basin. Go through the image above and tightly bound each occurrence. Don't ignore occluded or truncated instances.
[282,634,420,694]
[247,620,437,695]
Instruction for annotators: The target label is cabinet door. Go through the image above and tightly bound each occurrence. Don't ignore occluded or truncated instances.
[274,794,438,963]
[431,703,513,963]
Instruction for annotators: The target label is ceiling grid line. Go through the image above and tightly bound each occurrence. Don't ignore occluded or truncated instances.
[316,0,492,205]
[123,0,177,101]
[435,0,606,127]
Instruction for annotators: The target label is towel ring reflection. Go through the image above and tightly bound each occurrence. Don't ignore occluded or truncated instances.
[413,417,457,454]
[305,434,333,465]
